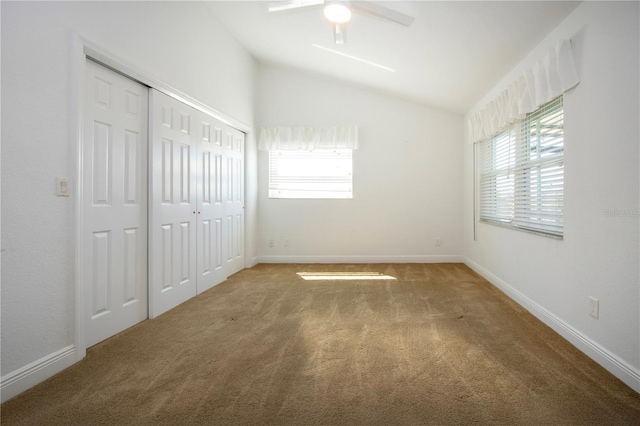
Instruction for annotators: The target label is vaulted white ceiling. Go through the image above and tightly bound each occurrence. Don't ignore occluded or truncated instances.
[207,1,580,114]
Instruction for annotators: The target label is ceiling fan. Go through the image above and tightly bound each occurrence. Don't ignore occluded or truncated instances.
[266,0,415,45]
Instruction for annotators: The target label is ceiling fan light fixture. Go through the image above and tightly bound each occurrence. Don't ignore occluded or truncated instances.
[324,2,351,24]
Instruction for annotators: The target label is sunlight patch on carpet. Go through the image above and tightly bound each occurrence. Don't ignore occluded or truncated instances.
[296,272,397,281]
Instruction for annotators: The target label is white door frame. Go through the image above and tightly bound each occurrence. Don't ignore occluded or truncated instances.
[73,35,251,361]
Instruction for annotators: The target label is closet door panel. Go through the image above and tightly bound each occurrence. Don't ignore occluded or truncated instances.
[149,90,197,317]
[83,59,148,346]
[196,111,226,293]
[225,127,245,276]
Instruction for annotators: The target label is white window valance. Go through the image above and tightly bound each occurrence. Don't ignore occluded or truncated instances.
[258,126,359,150]
[468,39,579,144]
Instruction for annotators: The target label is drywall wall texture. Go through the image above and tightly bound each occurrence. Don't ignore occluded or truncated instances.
[463,1,639,389]
[256,64,464,262]
[1,1,256,377]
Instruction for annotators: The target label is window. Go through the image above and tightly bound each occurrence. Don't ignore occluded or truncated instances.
[479,96,564,238]
[269,149,353,199]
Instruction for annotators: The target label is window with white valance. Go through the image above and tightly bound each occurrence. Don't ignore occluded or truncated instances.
[472,39,578,239]
[259,126,359,199]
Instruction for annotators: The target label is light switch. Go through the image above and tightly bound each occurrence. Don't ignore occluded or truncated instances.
[57,177,70,197]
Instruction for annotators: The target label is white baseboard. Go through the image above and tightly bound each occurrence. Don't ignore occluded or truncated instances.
[463,257,640,393]
[1,344,77,403]
[257,255,464,264]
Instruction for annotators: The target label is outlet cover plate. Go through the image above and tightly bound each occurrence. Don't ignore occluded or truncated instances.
[589,296,599,319]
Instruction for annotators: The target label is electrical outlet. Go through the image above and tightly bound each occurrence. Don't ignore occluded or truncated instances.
[435,238,442,247]
[284,238,290,247]
[268,239,275,248]
[589,296,599,319]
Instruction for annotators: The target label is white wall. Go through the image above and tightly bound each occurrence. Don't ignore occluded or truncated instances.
[463,1,640,391]
[1,0,257,390]
[256,64,464,262]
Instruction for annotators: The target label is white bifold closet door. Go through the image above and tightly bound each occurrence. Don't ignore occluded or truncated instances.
[224,119,246,277]
[83,59,149,347]
[149,90,244,318]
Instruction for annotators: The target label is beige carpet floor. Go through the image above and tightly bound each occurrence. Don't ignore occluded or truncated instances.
[2,263,639,425]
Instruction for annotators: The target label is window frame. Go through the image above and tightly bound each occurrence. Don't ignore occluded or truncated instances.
[268,148,354,199]
[478,96,564,239]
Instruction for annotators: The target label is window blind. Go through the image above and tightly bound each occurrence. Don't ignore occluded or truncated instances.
[269,149,353,199]
[479,96,564,238]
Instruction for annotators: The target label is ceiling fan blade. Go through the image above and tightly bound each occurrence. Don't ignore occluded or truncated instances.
[350,2,415,27]
[266,0,325,13]
[333,23,346,45]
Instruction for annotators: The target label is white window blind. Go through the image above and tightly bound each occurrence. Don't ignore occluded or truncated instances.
[269,149,353,199]
[479,96,564,238]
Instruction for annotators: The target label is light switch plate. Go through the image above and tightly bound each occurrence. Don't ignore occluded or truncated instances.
[57,177,70,197]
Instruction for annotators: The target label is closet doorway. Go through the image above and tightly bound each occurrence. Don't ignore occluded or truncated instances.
[82,59,245,347]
